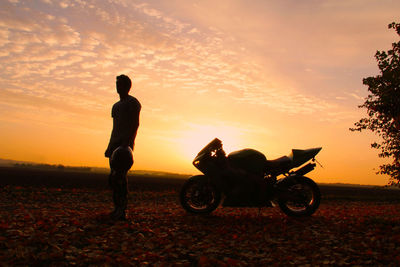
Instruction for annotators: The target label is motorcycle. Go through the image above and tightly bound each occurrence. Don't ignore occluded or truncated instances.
[180,138,322,217]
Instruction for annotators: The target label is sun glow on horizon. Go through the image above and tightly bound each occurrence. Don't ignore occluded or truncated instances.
[177,123,245,162]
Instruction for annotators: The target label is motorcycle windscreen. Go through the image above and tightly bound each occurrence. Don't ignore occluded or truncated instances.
[227,149,267,174]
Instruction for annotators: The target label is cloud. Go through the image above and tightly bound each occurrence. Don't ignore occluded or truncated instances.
[0,0,393,136]
[348,92,365,101]
[0,28,10,46]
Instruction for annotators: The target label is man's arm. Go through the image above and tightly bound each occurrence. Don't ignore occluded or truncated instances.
[105,106,119,158]
[105,126,119,157]
[124,102,141,148]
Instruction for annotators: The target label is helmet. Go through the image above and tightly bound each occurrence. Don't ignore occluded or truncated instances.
[110,146,133,172]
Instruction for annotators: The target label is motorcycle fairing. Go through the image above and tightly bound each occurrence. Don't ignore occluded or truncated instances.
[193,138,225,175]
[196,138,222,157]
[288,148,322,168]
[265,148,322,175]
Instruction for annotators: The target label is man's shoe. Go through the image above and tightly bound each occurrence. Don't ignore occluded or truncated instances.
[109,208,117,218]
[111,208,126,221]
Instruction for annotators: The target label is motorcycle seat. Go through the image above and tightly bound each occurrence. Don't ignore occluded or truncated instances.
[265,156,292,171]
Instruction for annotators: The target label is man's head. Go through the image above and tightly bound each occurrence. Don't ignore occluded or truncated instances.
[116,74,132,96]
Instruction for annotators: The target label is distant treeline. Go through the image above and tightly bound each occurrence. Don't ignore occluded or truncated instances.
[13,163,91,172]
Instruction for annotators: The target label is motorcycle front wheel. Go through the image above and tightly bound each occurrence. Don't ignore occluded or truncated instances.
[180,175,221,214]
[278,176,321,217]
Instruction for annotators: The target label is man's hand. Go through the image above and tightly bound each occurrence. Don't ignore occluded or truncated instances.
[105,148,113,158]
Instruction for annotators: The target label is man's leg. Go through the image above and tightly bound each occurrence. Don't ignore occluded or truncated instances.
[111,170,128,220]
[108,169,119,216]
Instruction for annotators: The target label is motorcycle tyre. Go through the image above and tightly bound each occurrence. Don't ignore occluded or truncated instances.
[278,176,321,217]
[180,175,221,215]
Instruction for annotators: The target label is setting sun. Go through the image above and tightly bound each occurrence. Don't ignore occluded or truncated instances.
[178,123,244,161]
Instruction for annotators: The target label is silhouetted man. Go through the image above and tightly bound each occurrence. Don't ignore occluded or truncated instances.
[105,74,141,220]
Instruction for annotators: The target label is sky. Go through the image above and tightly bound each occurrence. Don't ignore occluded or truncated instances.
[0,0,399,185]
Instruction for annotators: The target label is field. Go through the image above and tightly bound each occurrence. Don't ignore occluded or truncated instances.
[1,167,400,266]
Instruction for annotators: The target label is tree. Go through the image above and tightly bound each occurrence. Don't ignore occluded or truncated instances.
[350,22,400,185]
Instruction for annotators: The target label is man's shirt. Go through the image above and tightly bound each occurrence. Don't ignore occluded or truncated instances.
[107,95,141,154]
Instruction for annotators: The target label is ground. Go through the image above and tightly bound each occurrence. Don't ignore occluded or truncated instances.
[1,167,400,266]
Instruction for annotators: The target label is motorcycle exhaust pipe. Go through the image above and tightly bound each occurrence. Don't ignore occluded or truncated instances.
[276,163,317,190]
[294,163,316,176]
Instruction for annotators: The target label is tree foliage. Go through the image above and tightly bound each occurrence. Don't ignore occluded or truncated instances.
[351,22,400,185]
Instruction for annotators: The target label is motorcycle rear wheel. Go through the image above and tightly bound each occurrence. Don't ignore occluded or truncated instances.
[278,176,321,217]
[180,175,221,214]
